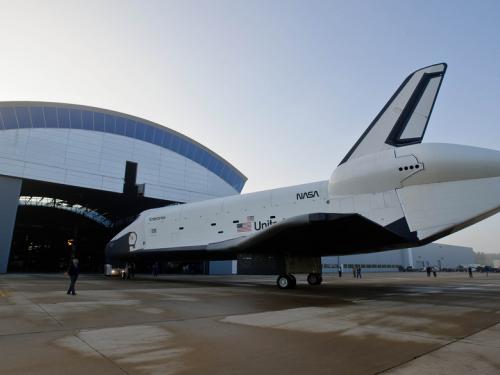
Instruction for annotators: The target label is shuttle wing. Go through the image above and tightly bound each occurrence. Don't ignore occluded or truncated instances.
[207,213,419,256]
[339,63,447,165]
[110,214,419,261]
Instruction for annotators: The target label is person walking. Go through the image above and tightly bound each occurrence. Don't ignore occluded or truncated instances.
[352,266,357,278]
[338,265,343,278]
[66,258,80,295]
[468,266,473,278]
[356,265,362,279]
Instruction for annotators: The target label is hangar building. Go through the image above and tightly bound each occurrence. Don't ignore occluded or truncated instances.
[208,243,475,275]
[0,102,246,273]
[322,243,475,273]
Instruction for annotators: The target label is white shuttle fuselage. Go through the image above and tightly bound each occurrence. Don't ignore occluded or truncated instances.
[111,143,500,256]
[106,63,500,287]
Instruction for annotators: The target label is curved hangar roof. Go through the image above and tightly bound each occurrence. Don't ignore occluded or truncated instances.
[0,102,246,202]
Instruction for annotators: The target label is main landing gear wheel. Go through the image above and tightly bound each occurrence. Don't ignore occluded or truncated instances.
[307,273,323,286]
[277,274,296,289]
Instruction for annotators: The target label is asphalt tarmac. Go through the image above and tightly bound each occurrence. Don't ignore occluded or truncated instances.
[1,272,500,374]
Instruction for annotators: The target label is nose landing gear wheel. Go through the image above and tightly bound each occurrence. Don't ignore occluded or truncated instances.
[307,273,323,286]
[277,274,296,289]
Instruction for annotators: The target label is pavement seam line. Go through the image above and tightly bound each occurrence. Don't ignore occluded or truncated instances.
[73,333,130,375]
[0,329,70,338]
[34,303,64,327]
[375,319,500,374]
[0,311,250,339]
[0,284,64,327]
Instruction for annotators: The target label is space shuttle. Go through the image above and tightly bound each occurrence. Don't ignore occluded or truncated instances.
[105,63,500,288]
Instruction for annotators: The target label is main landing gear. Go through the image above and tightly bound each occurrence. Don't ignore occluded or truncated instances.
[277,274,296,289]
[274,256,323,289]
[276,273,323,289]
[307,273,323,286]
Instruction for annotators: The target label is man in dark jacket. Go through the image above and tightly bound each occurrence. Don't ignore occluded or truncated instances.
[67,258,80,295]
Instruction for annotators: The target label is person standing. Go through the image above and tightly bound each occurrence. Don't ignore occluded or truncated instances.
[352,266,357,278]
[130,262,136,279]
[123,262,132,279]
[468,266,473,278]
[338,265,343,278]
[152,261,159,277]
[66,258,80,295]
[357,265,362,279]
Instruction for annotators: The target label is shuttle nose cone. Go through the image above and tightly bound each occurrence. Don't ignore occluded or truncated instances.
[105,234,131,263]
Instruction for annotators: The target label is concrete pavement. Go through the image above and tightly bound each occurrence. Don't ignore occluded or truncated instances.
[1,272,500,374]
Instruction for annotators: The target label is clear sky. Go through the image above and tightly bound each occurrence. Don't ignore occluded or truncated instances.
[0,0,499,252]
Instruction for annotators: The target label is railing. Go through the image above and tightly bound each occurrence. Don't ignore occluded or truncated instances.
[19,196,114,228]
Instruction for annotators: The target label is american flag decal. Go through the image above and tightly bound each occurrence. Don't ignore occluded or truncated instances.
[237,222,252,232]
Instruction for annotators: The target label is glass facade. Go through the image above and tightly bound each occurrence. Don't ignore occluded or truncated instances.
[0,104,246,192]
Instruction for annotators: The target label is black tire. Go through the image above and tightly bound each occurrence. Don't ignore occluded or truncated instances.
[307,273,322,286]
[277,274,294,289]
[307,273,317,285]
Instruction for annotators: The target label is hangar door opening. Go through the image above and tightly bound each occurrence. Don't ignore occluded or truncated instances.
[8,204,114,273]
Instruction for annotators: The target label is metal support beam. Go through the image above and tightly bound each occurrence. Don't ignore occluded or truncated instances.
[0,176,22,273]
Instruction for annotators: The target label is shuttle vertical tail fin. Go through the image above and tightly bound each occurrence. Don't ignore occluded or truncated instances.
[339,63,447,165]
